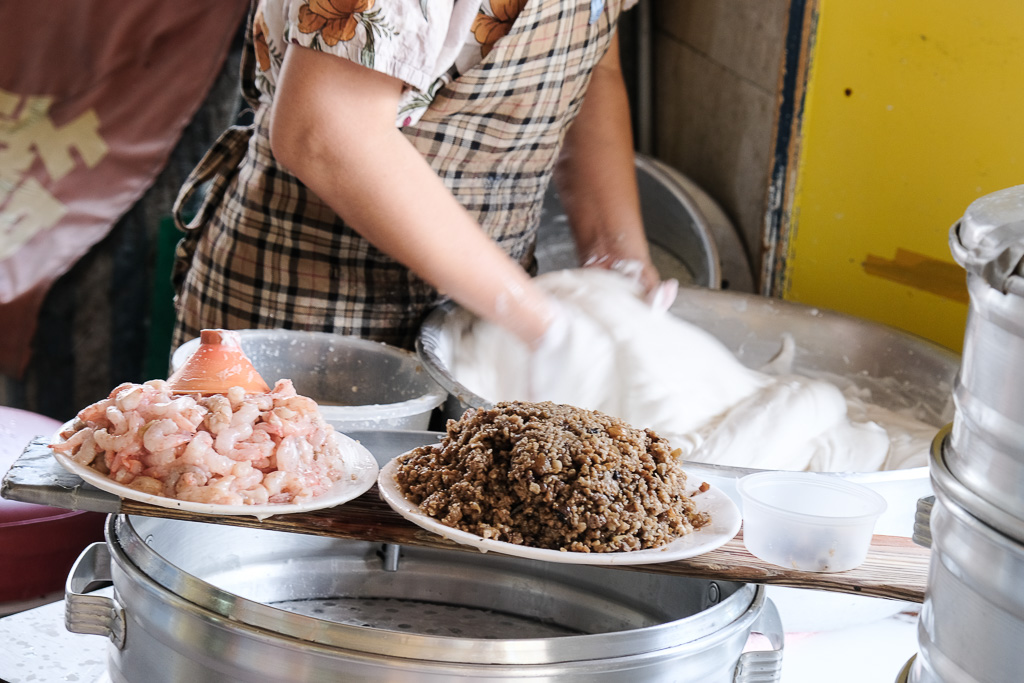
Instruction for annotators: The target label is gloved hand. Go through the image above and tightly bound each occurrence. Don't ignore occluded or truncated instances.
[583,255,679,313]
[523,299,618,404]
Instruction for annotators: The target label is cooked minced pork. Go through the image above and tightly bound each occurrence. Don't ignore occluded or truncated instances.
[393,401,711,552]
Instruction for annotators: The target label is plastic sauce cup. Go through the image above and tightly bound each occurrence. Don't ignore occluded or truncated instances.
[736,472,888,573]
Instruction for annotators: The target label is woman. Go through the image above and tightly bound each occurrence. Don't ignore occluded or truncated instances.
[172,0,668,357]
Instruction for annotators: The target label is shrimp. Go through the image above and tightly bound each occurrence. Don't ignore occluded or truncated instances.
[142,418,192,453]
[114,383,145,413]
[77,398,114,425]
[165,465,210,498]
[162,396,206,431]
[176,475,244,505]
[51,377,349,508]
[230,428,276,466]
[71,432,100,466]
[127,476,163,496]
[229,461,264,490]
[93,412,145,452]
[105,406,128,435]
[263,470,299,499]
[214,401,259,454]
[226,386,247,409]
[240,485,270,505]
[180,431,235,476]
[50,427,91,455]
[109,448,144,484]
[204,394,233,435]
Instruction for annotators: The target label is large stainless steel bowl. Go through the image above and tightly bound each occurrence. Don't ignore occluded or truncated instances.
[173,330,447,432]
[417,288,958,535]
[417,287,960,632]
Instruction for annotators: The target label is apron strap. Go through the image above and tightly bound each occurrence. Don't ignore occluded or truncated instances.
[171,123,253,232]
[171,123,253,294]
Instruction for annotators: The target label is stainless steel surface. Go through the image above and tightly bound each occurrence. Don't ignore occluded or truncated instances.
[910,427,1024,682]
[535,154,755,293]
[946,187,1024,523]
[65,542,124,648]
[906,188,1024,683]
[911,488,1024,683]
[928,425,1024,545]
[172,330,447,432]
[74,514,783,682]
[913,496,933,549]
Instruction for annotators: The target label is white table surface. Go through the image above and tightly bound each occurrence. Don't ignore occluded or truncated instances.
[0,591,919,683]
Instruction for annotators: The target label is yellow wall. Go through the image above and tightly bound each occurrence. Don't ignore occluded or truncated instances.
[782,0,1024,351]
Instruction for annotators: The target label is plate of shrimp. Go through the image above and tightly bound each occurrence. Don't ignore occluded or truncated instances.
[49,378,379,520]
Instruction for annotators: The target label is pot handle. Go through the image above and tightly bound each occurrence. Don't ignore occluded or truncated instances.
[914,496,934,548]
[65,542,126,649]
[733,597,784,683]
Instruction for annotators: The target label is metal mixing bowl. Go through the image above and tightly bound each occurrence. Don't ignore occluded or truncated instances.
[417,287,960,631]
[173,330,447,432]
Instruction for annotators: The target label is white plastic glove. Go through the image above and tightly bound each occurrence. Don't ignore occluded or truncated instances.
[583,256,679,313]
[523,299,618,405]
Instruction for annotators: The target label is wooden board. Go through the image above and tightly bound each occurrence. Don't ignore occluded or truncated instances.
[120,486,931,603]
[4,436,931,603]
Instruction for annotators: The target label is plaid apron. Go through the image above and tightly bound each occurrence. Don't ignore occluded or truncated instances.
[172,0,625,350]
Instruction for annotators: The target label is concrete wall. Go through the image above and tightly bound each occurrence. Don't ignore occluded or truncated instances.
[650,0,790,286]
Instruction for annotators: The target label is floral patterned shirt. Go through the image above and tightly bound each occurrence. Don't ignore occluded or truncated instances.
[253,0,635,127]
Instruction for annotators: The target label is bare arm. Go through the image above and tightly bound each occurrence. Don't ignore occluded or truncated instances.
[268,46,554,345]
[553,32,659,292]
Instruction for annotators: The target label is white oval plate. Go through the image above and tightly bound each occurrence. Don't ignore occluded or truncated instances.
[377,451,742,565]
[51,422,379,521]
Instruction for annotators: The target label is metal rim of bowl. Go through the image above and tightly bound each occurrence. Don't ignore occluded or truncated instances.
[173,330,448,416]
[415,290,954,482]
[930,424,1024,545]
[110,513,764,666]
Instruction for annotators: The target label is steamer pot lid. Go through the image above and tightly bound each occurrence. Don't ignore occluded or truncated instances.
[950,184,1024,293]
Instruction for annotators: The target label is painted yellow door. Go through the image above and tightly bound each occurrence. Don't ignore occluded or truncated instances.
[766,0,1024,352]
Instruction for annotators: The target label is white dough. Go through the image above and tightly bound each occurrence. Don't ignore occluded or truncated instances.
[448,269,936,473]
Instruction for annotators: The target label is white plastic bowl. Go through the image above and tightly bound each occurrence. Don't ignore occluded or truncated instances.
[737,472,887,573]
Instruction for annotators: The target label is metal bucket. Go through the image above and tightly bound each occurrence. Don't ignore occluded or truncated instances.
[66,515,782,682]
[946,184,1024,523]
[173,330,447,432]
[910,430,1024,683]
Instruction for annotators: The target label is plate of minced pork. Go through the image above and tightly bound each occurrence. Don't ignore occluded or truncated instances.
[378,401,741,565]
[49,378,378,520]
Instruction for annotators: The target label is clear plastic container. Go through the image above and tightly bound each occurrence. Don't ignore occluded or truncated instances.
[736,472,888,573]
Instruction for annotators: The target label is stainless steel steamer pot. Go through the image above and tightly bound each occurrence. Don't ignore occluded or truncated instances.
[66,516,782,682]
[911,428,1024,683]
[946,185,1024,522]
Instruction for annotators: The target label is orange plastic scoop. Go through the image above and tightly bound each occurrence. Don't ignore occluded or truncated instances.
[166,329,270,395]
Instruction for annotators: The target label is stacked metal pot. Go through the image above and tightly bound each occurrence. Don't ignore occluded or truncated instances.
[911,185,1024,683]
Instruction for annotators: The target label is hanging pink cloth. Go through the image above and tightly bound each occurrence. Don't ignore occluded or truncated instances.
[0,0,249,377]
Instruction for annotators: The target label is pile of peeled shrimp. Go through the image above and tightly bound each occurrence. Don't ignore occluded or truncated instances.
[50,378,348,505]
